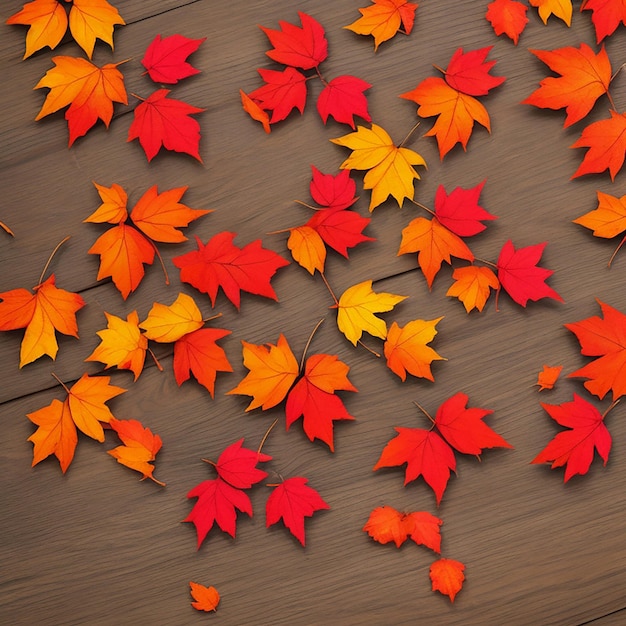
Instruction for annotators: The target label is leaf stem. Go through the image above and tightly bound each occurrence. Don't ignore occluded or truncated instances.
[413,400,436,427]
[293,199,320,211]
[603,398,620,419]
[475,256,498,269]
[258,417,280,455]
[299,318,325,372]
[315,65,327,86]
[148,239,170,286]
[51,372,71,395]
[607,235,626,267]
[398,121,421,148]
[432,64,446,75]
[358,340,381,358]
[320,271,339,306]
[202,312,223,324]
[606,88,617,113]
[409,198,435,216]
[38,236,71,286]
[0,220,14,236]
[147,347,164,371]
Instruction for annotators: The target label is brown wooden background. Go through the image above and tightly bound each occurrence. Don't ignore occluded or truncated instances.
[2,1,626,624]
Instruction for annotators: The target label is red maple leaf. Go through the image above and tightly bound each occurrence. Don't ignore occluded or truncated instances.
[127,89,204,162]
[532,394,612,482]
[305,206,374,257]
[496,240,563,307]
[211,438,272,489]
[582,0,626,43]
[443,46,506,96]
[485,0,529,45]
[248,67,308,123]
[260,12,328,70]
[316,75,372,129]
[433,180,496,237]
[173,232,289,309]
[309,166,357,210]
[141,34,205,84]
[265,476,329,546]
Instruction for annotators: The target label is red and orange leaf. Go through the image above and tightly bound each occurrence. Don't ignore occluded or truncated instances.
[184,477,253,546]
[248,67,307,123]
[266,477,329,546]
[383,318,445,382]
[86,311,147,380]
[6,0,68,59]
[485,0,529,45]
[444,47,505,97]
[433,181,496,237]
[434,392,512,455]
[240,89,271,133]
[68,0,125,59]
[173,328,233,397]
[344,0,418,51]
[285,353,357,451]
[227,333,299,411]
[108,417,164,485]
[260,12,328,70]
[189,582,220,612]
[317,75,372,129]
[529,0,573,25]
[141,34,205,84]
[536,365,563,391]
[532,394,612,481]
[35,56,127,146]
[306,207,374,257]
[374,427,456,504]
[139,292,204,343]
[398,216,474,288]
[130,185,210,243]
[430,558,465,602]
[574,191,626,241]
[309,166,357,211]
[213,438,272,490]
[86,182,128,224]
[496,240,563,307]
[0,274,86,367]
[565,299,626,400]
[87,223,154,299]
[571,111,626,181]
[582,0,626,42]
[174,232,289,309]
[446,265,500,313]
[127,89,204,162]
[523,44,611,128]
[363,505,442,551]
[288,226,326,274]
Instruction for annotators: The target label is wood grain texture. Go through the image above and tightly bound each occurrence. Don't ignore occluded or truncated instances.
[2,1,626,624]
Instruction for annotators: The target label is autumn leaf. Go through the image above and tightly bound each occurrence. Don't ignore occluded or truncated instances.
[34,56,127,146]
[565,299,626,400]
[536,365,563,391]
[582,0,626,42]
[189,582,220,612]
[398,216,474,288]
[522,44,611,127]
[571,111,626,181]
[68,0,125,58]
[240,89,271,133]
[127,89,204,162]
[174,232,289,309]
[85,311,147,380]
[266,477,329,546]
[331,123,427,211]
[443,47,506,97]
[496,240,563,307]
[532,394,612,481]
[433,181,496,237]
[26,373,125,473]
[309,166,358,210]
[485,0,529,45]
[1,220,15,236]
[306,205,374,258]
[210,438,272,490]
[430,558,465,602]
[316,75,372,129]
[260,12,328,70]
[139,292,203,343]
[383,318,445,381]
[529,0,572,25]
[108,417,165,486]
[248,67,307,123]
[363,505,442,551]
[141,34,205,84]
[344,0,418,50]
[0,274,85,367]
[335,280,407,345]
[288,227,326,275]
[446,266,500,313]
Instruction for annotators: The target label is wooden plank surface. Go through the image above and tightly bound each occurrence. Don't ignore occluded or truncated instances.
[2,1,626,624]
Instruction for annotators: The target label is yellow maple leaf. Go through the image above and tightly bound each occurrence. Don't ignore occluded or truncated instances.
[69,0,125,58]
[446,265,499,313]
[384,318,445,381]
[574,191,626,239]
[331,123,426,211]
[336,280,407,345]
[529,0,572,25]
[139,292,204,343]
[288,225,327,274]
[86,311,147,380]
[228,333,299,410]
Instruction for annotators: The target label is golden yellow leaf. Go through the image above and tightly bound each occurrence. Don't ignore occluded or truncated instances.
[139,292,203,343]
[529,0,572,25]
[288,225,326,274]
[574,191,626,238]
[68,0,125,59]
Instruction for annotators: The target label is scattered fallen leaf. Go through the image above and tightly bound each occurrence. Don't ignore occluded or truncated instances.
[240,89,271,133]
[529,0,572,25]
[446,266,500,313]
[430,558,465,602]
[141,33,205,84]
[139,292,204,344]
[582,0,626,42]
[316,75,372,129]
[189,582,220,612]
[443,47,505,96]
[536,365,563,391]
[433,181,496,237]
[248,67,307,123]
[211,438,272,490]
[485,0,529,45]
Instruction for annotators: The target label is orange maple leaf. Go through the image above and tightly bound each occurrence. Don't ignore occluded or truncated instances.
[398,216,474,288]
[108,417,165,485]
[27,373,126,473]
[522,44,611,127]
[344,0,418,50]
[35,56,127,146]
[430,558,465,602]
[0,274,86,367]
[536,364,563,391]
[189,582,220,612]
[571,110,626,180]
[287,226,326,275]
[86,311,148,380]
[486,0,529,45]
[446,265,500,313]
[529,0,572,25]
[68,0,125,58]
[384,318,445,381]
[240,89,271,133]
